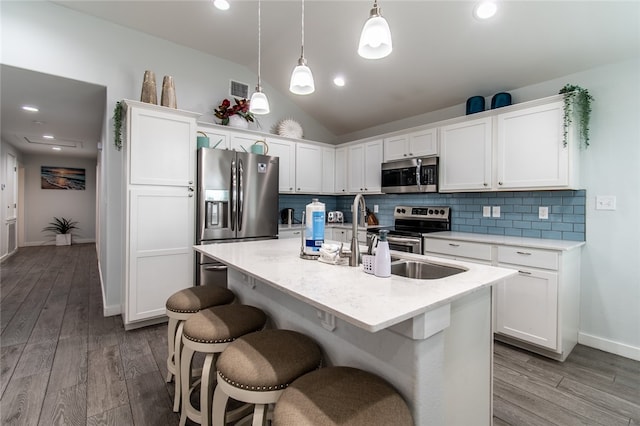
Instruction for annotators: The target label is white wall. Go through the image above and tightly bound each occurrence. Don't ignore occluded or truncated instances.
[21,154,97,245]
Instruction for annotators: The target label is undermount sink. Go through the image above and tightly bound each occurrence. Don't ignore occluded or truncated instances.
[390,258,466,280]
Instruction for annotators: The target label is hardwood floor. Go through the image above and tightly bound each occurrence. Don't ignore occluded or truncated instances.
[1,244,638,425]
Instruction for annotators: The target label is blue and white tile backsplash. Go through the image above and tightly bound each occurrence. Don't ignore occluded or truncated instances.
[279,190,586,241]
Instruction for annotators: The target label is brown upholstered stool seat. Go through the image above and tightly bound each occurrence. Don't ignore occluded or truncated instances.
[165,285,235,413]
[180,304,267,426]
[213,330,322,426]
[272,366,413,426]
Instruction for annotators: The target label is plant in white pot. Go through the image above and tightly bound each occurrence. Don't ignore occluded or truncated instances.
[43,217,78,246]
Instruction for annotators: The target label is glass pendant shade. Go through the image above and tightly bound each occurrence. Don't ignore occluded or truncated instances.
[249,89,270,115]
[358,6,392,59]
[290,59,315,95]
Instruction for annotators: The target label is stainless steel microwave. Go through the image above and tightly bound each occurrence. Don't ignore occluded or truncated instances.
[381,156,439,193]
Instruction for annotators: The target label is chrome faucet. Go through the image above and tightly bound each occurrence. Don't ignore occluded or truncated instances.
[349,193,366,266]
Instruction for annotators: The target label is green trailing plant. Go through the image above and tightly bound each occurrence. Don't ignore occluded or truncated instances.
[559,84,594,149]
[113,101,123,151]
[43,217,79,235]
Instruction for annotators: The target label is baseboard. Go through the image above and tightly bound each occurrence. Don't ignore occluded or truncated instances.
[578,332,640,362]
[23,238,96,247]
[97,258,121,317]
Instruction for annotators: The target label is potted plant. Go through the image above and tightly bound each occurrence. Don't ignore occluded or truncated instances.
[214,98,255,128]
[43,217,78,246]
[559,84,594,148]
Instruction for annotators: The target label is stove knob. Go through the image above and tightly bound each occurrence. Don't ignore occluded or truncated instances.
[428,209,434,215]
[440,209,445,215]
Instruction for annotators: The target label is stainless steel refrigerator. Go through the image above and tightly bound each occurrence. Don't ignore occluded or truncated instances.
[196,148,279,286]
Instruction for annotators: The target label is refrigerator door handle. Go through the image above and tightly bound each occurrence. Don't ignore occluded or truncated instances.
[231,158,237,231]
[238,158,244,231]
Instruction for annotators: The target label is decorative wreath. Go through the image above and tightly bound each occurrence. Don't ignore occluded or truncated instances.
[277,118,303,139]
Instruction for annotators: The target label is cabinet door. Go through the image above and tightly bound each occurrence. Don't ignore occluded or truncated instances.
[496,101,568,189]
[279,228,303,239]
[267,137,296,193]
[409,128,438,157]
[197,127,229,150]
[335,147,348,194]
[295,143,322,193]
[129,106,195,186]
[364,140,383,192]
[495,268,559,350]
[383,135,409,161]
[348,144,365,193]
[322,147,335,194]
[230,132,261,152]
[127,187,194,322]
[439,118,492,192]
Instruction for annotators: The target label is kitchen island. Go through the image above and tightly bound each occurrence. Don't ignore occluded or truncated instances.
[194,238,517,425]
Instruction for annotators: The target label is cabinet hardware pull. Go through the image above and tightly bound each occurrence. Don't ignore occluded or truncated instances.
[448,243,460,247]
[483,183,488,187]
[516,251,532,255]
[518,270,532,275]
[498,181,503,186]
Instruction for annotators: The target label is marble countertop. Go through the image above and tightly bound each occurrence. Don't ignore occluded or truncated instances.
[425,231,585,251]
[278,223,376,230]
[194,238,516,333]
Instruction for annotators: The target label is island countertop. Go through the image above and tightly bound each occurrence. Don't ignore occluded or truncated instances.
[194,238,516,333]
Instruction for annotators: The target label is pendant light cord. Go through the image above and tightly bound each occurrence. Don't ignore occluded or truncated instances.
[257,0,262,88]
[301,0,305,58]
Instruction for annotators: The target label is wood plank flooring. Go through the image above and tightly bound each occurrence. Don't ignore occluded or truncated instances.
[1,244,638,425]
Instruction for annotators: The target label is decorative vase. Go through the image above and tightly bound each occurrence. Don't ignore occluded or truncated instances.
[161,75,177,108]
[227,114,249,129]
[140,70,158,104]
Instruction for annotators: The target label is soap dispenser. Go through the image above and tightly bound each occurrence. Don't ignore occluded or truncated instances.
[374,230,391,278]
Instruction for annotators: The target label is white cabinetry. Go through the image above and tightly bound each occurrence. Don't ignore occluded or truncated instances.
[334,147,348,194]
[295,143,322,193]
[196,125,229,149]
[496,101,574,189]
[322,147,335,194]
[278,228,303,239]
[348,140,383,193]
[383,128,437,161]
[229,131,262,152]
[423,238,492,265]
[439,117,493,192]
[123,100,198,328]
[267,137,296,193]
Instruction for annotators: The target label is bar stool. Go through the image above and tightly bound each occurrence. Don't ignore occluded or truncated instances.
[212,329,322,426]
[272,366,413,426]
[166,285,235,412]
[180,304,268,426]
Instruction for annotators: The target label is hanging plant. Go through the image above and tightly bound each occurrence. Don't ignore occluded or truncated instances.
[558,84,594,149]
[113,101,123,151]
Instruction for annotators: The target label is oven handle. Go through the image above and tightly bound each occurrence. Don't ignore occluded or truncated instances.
[387,235,422,244]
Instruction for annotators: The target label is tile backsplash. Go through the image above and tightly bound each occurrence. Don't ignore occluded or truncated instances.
[280,190,586,241]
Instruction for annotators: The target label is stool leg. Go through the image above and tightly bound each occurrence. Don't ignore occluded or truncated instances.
[212,377,231,426]
[252,404,268,426]
[166,317,179,382]
[173,321,185,412]
[180,343,196,426]
[200,353,216,426]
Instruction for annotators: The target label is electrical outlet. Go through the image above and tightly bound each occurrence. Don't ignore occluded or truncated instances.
[374,205,379,213]
[483,206,491,217]
[596,195,616,210]
[539,206,549,219]
[492,206,500,218]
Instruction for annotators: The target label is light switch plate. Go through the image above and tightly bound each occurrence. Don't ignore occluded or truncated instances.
[374,205,379,213]
[539,206,549,219]
[492,206,500,218]
[483,206,491,217]
[596,195,616,210]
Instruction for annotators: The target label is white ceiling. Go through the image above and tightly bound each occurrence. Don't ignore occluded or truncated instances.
[2,1,639,157]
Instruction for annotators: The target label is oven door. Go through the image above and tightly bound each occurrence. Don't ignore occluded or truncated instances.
[387,235,422,254]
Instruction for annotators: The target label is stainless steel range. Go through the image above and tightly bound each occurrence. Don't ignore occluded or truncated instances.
[369,205,451,254]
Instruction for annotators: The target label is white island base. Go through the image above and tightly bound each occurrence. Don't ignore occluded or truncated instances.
[226,268,493,425]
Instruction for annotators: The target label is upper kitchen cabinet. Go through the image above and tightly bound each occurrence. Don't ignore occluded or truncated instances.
[266,136,296,193]
[295,142,322,193]
[348,139,383,193]
[383,128,438,161]
[230,131,262,153]
[123,100,198,328]
[496,100,578,190]
[196,125,229,150]
[439,117,493,192]
[322,147,335,194]
[335,147,348,194]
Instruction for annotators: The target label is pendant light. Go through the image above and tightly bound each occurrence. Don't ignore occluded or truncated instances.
[289,0,315,95]
[250,0,270,114]
[358,0,392,60]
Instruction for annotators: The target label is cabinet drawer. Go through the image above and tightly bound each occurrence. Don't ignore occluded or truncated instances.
[498,246,558,270]
[423,238,492,261]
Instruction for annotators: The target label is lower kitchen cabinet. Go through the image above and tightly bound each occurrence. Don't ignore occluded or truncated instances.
[278,227,302,239]
[424,236,582,361]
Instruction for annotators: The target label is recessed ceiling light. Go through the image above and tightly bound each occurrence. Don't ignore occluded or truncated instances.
[22,105,39,112]
[52,147,62,151]
[33,120,45,125]
[43,134,55,139]
[333,76,346,87]
[213,0,230,11]
[474,1,498,20]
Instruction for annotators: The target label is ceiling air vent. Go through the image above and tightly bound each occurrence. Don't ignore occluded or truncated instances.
[230,80,249,99]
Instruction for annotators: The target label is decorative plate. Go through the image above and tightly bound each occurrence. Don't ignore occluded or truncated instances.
[277,118,303,139]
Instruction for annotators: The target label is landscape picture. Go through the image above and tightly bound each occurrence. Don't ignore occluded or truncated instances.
[41,166,86,190]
